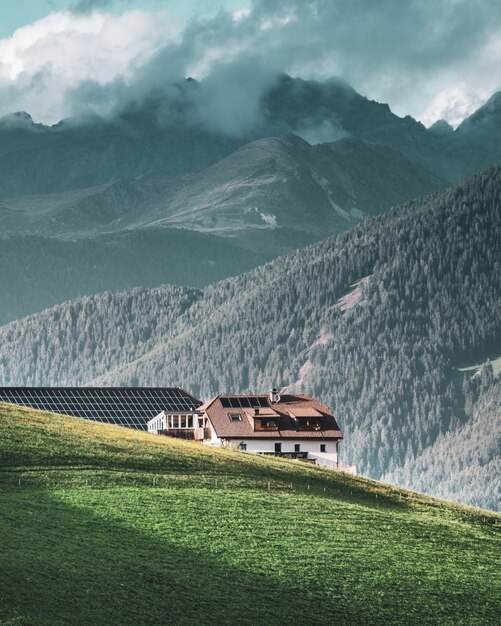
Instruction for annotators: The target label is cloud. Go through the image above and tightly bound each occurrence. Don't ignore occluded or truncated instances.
[421,84,489,128]
[0,8,174,123]
[1,0,501,129]
[71,0,124,13]
[242,0,501,125]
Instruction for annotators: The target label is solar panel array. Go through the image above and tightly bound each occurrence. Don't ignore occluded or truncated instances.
[0,387,201,430]
[220,396,269,409]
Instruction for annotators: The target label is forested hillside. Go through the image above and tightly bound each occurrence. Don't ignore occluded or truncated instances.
[0,286,201,385]
[383,371,500,510]
[1,167,499,508]
[0,229,253,326]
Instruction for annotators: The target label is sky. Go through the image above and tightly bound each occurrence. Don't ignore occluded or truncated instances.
[0,0,500,128]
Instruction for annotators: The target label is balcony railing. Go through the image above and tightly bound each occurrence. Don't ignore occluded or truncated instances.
[258,451,309,460]
[162,428,209,441]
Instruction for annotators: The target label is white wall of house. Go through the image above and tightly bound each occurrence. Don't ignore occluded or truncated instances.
[235,439,337,455]
[202,437,338,465]
[308,452,338,469]
[203,421,222,445]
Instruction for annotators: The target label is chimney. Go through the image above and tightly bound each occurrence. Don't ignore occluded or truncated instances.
[269,388,280,404]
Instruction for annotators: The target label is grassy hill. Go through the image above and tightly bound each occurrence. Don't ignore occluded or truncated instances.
[0,404,499,625]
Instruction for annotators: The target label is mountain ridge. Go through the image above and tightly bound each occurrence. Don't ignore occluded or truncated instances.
[0,133,446,325]
[1,75,500,199]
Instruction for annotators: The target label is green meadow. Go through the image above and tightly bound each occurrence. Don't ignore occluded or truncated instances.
[0,403,499,625]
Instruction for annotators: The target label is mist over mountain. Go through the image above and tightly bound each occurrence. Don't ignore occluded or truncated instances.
[1,167,499,509]
[1,75,501,200]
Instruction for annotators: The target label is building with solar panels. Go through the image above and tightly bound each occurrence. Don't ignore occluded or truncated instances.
[148,390,344,470]
[0,387,201,431]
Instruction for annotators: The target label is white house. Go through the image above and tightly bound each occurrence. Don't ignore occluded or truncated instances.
[148,390,343,469]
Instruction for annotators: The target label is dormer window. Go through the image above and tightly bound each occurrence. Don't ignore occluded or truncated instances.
[262,419,277,428]
[254,415,279,431]
[297,417,322,431]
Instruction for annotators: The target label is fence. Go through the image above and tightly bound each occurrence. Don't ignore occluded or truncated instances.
[0,469,497,525]
[0,467,401,503]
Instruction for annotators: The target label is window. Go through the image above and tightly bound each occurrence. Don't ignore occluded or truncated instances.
[275,443,282,454]
[294,444,300,452]
[228,413,242,421]
[320,444,326,453]
[262,419,277,428]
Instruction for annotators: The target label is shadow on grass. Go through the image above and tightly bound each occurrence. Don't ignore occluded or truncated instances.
[0,488,368,626]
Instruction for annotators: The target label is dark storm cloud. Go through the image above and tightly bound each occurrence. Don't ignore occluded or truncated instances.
[64,0,501,133]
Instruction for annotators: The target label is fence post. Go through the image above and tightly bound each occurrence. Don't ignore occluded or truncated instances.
[267,481,271,490]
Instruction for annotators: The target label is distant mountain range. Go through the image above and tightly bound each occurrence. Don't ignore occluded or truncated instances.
[2,75,501,324]
[0,132,445,325]
[1,167,499,510]
[1,74,500,196]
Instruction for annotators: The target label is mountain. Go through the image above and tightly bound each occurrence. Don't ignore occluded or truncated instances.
[0,135,445,241]
[0,404,498,626]
[1,167,499,509]
[453,91,501,177]
[0,134,445,325]
[108,135,445,241]
[0,104,240,197]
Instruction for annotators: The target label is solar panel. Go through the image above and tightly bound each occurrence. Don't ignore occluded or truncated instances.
[0,387,201,431]
[219,396,269,409]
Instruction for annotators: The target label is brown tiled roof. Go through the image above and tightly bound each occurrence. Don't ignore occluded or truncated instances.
[244,407,280,418]
[200,394,342,439]
[287,406,323,418]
